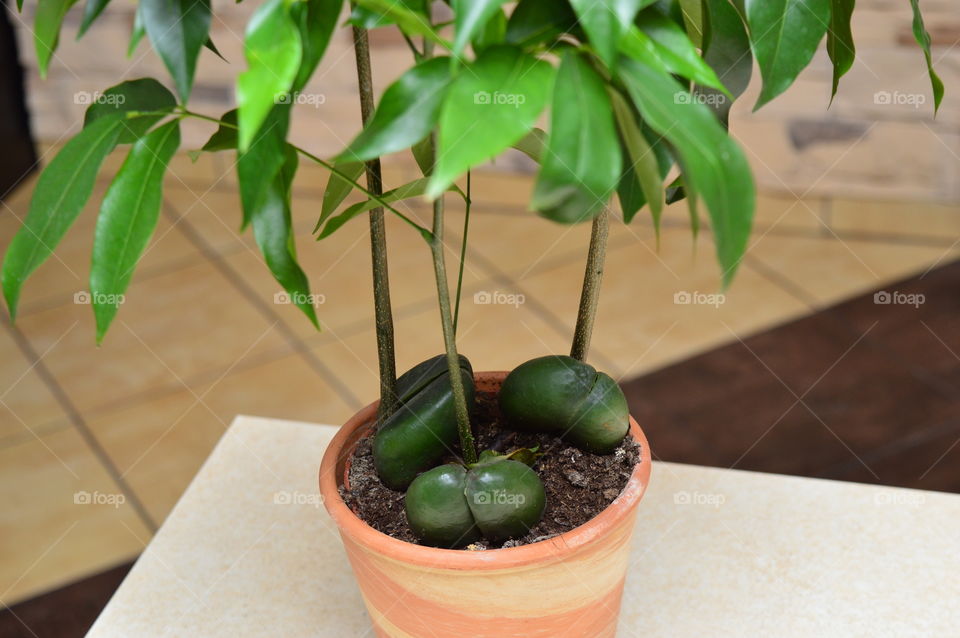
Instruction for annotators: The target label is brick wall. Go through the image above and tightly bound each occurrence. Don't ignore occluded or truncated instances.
[9,0,960,203]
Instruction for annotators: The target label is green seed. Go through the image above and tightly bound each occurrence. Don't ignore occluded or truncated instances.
[404,465,480,548]
[499,355,628,454]
[373,355,475,491]
[465,458,546,543]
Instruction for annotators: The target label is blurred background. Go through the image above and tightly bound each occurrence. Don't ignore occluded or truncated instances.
[1,0,958,633]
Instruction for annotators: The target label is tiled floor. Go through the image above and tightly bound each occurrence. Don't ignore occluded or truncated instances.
[2,147,959,606]
[621,260,960,493]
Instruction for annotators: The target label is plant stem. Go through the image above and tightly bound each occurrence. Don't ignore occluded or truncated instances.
[351,24,398,422]
[452,171,471,334]
[175,108,430,236]
[570,211,609,362]
[421,26,474,462]
[430,180,477,464]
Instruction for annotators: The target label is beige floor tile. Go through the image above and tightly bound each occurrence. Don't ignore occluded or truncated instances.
[221,212,487,339]
[13,260,289,414]
[750,236,958,307]
[747,234,956,307]
[163,186,255,255]
[86,352,354,523]
[830,198,960,240]
[0,428,150,605]
[655,191,827,235]
[97,151,222,189]
[309,290,572,406]
[517,227,811,378]
[462,170,535,210]
[1,180,202,315]
[0,328,70,442]
[444,208,594,279]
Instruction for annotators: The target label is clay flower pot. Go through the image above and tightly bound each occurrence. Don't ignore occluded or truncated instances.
[319,371,652,638]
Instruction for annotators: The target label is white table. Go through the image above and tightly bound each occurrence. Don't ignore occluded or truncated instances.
[89,416,959,637]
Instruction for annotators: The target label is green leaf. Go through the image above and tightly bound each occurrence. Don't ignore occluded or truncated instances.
[314,160,364,232]
[252,146,319,328]
[141,0,212,101]
[678,0,704,47]
[908,0,944,113]
[348,5,394,29]
[200,109,238,152]
[292,0,341,91]
[472,6,507,54]
[337,57,452,163]
[91,120,180,342]
[427,45,554,199]
[745,0,830,110]
[128,6,146,57]
[238,106,291,228]
[237,0,302,152]
[512,128,547,163]
[452,0,509,58]
[568,0,644,68]
[34,0,78,77]
[352,0,447,46]
[619,59,754,285]
[826,0,855,102]
[532,52,621,224]
[610,90,662,224]
[696,0,752,126]
[623,15,728,93]
[204,37,228,62]
[2,116,125,318]
[83,78,177,144]
[77,0,110,38]
[506,0,579,48]
[318,178,430,239]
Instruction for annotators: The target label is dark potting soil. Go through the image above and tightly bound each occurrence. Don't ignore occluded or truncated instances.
[339,389,642,549]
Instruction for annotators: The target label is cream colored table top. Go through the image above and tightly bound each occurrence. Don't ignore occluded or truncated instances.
[89,416,959,637]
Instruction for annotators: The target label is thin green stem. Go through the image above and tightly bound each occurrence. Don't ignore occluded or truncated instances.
[179,108,430,238]
[452,171,471,334]
[570,211,609,362]
[351,23,398,423]
[430,186,477,464]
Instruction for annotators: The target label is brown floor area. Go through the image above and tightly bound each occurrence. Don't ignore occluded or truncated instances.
[622,260,960,493]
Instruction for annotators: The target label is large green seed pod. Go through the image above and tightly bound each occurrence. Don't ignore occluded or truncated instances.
[404,465,480,548]
[465,459,546,543]
[404,458,546,547]
[373,355,475,491]
[499,355,629,454]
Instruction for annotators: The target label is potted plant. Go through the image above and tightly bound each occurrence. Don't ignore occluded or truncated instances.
[4,0,942,635]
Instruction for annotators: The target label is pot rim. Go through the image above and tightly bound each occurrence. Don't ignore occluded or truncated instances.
[319,370,652,571]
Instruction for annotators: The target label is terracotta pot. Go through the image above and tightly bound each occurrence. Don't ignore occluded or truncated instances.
[319,371,652,638]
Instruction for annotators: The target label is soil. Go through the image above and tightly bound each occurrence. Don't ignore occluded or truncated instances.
[339,389,642,549]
